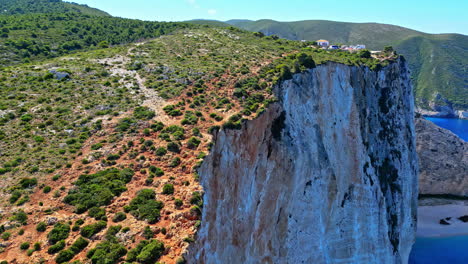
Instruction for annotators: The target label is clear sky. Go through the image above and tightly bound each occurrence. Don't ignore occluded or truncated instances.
[71,0,467,35]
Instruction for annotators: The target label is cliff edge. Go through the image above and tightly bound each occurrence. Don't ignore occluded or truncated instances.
[185,59,418,264]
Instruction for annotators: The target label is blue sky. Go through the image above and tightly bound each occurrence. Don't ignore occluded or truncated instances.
[72,0,467,35]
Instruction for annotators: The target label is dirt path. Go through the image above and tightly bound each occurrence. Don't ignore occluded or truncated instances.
[96,44,170,123]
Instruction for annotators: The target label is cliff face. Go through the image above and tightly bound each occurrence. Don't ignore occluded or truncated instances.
[186,59,418,264]
[416,118,468,196]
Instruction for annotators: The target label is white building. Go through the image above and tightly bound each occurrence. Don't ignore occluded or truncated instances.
[316,39,330,47]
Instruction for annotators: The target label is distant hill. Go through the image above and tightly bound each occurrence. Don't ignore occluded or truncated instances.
[187,19,230,27]
[227,19,468,110]
[0,0,110,16]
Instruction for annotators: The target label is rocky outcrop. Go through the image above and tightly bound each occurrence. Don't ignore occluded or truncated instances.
[185,59,418,264]
[416,118,468,196]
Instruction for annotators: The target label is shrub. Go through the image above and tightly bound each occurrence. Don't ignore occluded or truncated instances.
[91,143,103,150]
[55,249,75,263]
[136,240,165,263]
[20,242,30,250]
[19,177,38,189]
[20,114,33,122]
[43,186,52,193]
[48,240,65,254]
[80,221,106,238]
[174,199,183,208]
[277,64,292,81]
[156,147,167,156]
[125,189,164,224]
[88,207,106,220]
[112,212,126,223]
[187,137,201,149]
[162,184,174,195]
[190,191,203,206]
[36,222,47,232]
[143,226,153,239]
[1,232,11,240]
[133,106,155,120]
[48,223,70,245]
[70,237,89,254]
[33,242,41,251]
[151,121,165,132]
[9,190,22,204]
[167,142,180,153]
[359,49,371,58]
[169,157,181,167]
[12,210,28,225]
[149,166,164,177]
[86,241,127,264]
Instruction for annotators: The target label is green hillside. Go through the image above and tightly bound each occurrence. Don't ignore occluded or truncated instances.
[0,0,110,16]
[228,19,468,109]
[0,13,193,65]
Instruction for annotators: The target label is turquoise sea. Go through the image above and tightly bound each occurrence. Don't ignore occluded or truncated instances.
[409,236,468,264]
[425,117,468,141]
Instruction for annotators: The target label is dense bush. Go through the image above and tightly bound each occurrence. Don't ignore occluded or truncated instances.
[127,239,165,263]
[19,242,30,250]
[55,249,74,263]
[186,137,201,149]
[70,237,89,254]
[64,168,134,213]
[11,210,28,225]
[86,240,127,264]
[48,223,70,245]
[149,166,164,177]
[19,177,38,189]
[133,106,155,120]
[167,142,180,153]
[36,221,47,232]
[124,189,164,224]
[162,184,174,195]
[43,185,52,193]
[47,240,65,254]
[112,212,126,223]
[88,207,106,220]
[80,221,106,238]
[136,239,165,263]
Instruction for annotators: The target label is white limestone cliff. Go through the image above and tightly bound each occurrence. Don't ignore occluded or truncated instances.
[185,59,418,264]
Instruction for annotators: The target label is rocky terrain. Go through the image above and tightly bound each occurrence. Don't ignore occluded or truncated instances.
[0,1,422,263]
[185,59,418,264]
[416,118,468,197]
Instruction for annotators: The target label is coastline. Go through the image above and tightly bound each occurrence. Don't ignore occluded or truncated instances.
[417,199,468,237]
[416,108,468,120]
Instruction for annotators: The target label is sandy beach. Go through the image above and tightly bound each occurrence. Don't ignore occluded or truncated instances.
[417,199,468,237]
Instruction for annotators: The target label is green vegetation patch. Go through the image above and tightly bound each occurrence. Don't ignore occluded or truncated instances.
[124,189,164,224]
[64,168,134,213]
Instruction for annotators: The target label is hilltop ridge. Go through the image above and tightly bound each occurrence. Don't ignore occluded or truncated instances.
[0,0,110,16]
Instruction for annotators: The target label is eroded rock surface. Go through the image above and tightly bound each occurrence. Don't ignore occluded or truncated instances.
[416,118,468,196]
[186,59,418,264]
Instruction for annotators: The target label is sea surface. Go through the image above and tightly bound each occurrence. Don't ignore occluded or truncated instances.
[409,236,468,264]
[425,117,468,141]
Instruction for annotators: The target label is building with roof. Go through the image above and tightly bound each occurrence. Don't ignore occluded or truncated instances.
[316,39,330,47]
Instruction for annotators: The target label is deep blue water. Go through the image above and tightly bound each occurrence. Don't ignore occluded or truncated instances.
[409,236,468,264]
[425,117,468,141]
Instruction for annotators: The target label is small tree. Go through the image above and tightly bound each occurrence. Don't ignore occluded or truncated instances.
[384,46,394,53]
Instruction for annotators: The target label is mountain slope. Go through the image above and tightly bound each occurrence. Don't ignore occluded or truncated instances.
[228,19,468,110]
[0,0,110,16]
[0,13,193,65]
